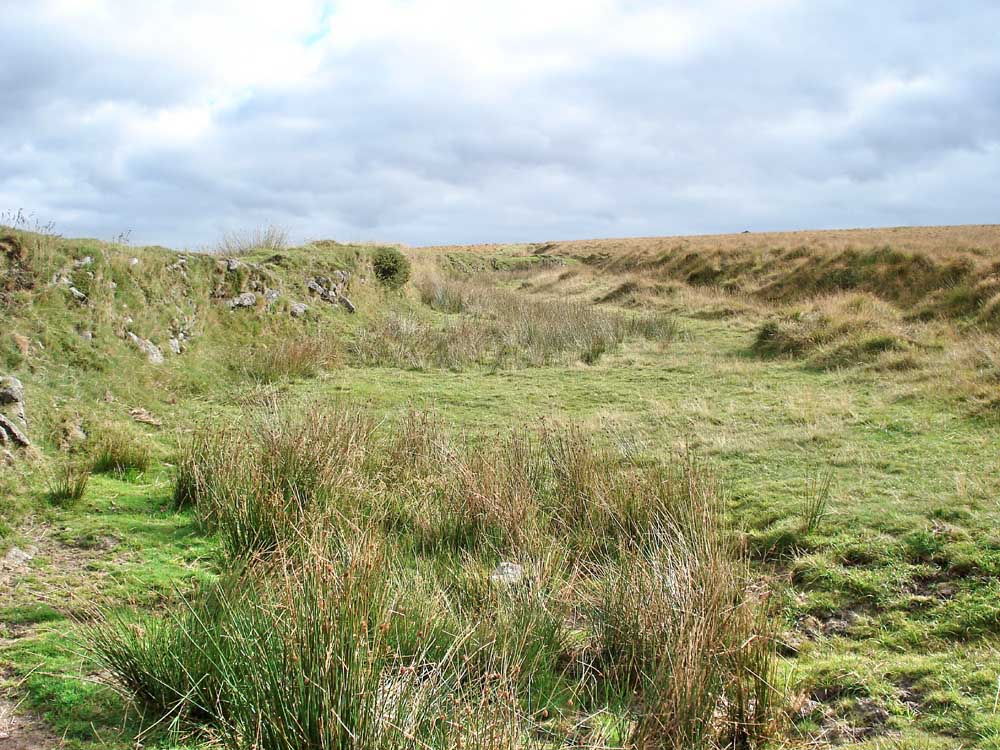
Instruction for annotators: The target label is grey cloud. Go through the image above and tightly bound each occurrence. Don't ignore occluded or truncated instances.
[2,2,999,248]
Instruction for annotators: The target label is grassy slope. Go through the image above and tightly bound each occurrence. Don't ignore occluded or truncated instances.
[2,228,1000,748]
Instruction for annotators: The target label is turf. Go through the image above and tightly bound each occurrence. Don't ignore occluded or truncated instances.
[2,227,1000,748]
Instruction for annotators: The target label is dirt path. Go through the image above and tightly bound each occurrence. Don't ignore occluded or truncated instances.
[1,523,95,749]
[0,692,63,749]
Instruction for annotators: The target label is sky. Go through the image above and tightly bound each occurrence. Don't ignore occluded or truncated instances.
[1,1,998,248]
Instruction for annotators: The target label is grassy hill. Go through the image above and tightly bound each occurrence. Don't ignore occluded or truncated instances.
[2,225,1000,749]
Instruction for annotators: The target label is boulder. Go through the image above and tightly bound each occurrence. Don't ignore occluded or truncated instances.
[126,332,164,364]
[307,275,357,314]
[338,294,356,314]
[0,414,29,448]
[265,288,281,305]
[0,376,27,430]
[228,292,257,310]
[290,302,308,318]
[0,376,25,406]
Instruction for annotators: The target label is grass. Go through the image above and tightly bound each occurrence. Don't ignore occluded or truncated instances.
[3,226,1000,749]
[90,425,151,478]
[230,331,340,382]
[93,408,780,749]
[216,225,289,255]
[44,461,91,506]
[353,275,675,369]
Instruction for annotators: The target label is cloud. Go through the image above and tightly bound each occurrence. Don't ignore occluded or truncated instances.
[1,0,998,247]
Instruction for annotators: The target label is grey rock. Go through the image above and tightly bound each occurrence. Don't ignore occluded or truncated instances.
[0,377,24,406]
[129,257,139,266]
[0,414,30,447]
[290,302,308,318]
[74,255,93,268]
[490,562,524,586]
[168,337,182,355]
[226,258,241,272]
[338,294,356,314]
[228,292,257,310]
[3,546,33,567]
[126,332,164,364]
[0,376,27,430]
[69,286,87,301]
[60,421,87,450]
[265,288,281,305]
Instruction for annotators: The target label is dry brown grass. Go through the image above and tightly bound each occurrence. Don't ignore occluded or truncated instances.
[422,225,1000,321]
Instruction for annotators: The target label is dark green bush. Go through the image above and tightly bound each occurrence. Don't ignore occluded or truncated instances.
[371,247,411,289]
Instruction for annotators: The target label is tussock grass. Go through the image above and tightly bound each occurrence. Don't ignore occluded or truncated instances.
[230,333,340,382]
[217,225,289,255]
[752,293,918,369]
[97,406,781,749]
[358,276,675,369]
[45,461,90,506]
[90,425,151,477]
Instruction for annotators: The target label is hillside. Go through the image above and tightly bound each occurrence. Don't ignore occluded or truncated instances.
[2,225,1000,749]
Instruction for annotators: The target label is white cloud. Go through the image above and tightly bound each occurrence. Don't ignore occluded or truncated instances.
[1,1,999,247]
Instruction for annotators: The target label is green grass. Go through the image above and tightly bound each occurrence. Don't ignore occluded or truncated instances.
[3,229,1000,748]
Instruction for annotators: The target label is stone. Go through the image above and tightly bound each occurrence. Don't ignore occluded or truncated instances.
[69,286,87,302]
[0,415,29,448]
[265,288,281,305]
[490,561,524,585]
[226,258,241,272]
[168,337,182,355]
[337,294,357,314]
[74,255,93,268]
[0,376,27,431]
[60,421,87,450]
[130,408,162,427]
[126,332,164,364]
[129,257,139,266]
[0,376,24,406]
[3,546,33,567]
[228,292,257,310]
[290,302,308,318]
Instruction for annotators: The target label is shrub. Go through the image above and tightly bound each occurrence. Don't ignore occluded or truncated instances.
[371,247,411,289]
[46,461,91,505]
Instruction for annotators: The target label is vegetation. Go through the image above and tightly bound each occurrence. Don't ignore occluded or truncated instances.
[95,405,778,748]
[44,461,91,506]
[371,246,411,289]
[2,225,1000,749]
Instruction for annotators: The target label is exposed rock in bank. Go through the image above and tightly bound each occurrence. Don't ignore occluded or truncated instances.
[126,332,164,364]
[229,292,257,310]
[307,272,356,313]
